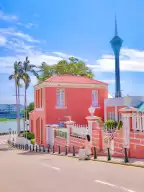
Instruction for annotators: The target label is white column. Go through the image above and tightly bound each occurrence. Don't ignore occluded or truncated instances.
[132,113,136,131]
[139,113,142,132]
[122,114,130,148]
[115,106,118,121]
[87,120,93,146]
[104,105,107,121]
[52,128,55,146]
[65,121,75,145]
[142,114,144,132]
[136,113,139,131]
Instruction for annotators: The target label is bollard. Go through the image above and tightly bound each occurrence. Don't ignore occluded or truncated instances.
[107,148,111,161]
[26,144,28,150]
[94,146,97,159]
[30,145,32,151]
[43,146,45,152]
[65,146,67,155]
[39,145,41,152]
[25,144,27,150]
[124,148,129,163]
[33,145,34,151]
[73,146,75,156]
[47,145,50,153]
[53,145,55,153]
[19,144,20,149]
[36,145,38,152]
[58,145,60,154]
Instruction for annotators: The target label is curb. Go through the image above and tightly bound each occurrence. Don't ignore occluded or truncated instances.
[8,144,144,168]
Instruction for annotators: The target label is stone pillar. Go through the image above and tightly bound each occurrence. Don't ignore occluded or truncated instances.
[115,106,118,121]
[65,121,75,145]
[121,113,131,149]
[85,116,99,147]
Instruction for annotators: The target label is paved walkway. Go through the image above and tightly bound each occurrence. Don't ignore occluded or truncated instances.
[0,139,144,191]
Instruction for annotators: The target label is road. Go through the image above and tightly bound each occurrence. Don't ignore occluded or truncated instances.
[0,136,143,192]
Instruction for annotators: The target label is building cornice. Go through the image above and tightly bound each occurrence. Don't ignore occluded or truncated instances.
[34,82,107,90]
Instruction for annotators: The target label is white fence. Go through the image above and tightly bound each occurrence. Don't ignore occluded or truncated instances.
[71,124,88,138]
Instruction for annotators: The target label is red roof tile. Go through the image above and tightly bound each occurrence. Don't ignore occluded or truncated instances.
[45,75,107,85]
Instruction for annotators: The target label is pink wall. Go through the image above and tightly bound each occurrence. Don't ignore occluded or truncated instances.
[45,87,108,125]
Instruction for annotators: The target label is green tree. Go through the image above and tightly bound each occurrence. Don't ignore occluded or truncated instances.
[21,57,38,130]
[38,57,94,81]
[38,62,55,82]
[9,61,22,133]
[25,102,34,119]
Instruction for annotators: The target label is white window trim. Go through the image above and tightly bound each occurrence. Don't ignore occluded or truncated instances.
[56,89,65,108]
[92,90,99,107]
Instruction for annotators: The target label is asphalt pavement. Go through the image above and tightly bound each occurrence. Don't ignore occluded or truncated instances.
[0,135,143,192]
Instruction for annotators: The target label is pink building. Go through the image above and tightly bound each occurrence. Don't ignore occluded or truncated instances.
[29,75,108,146]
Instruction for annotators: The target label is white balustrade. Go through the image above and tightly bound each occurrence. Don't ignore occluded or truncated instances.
[71,124,88,138]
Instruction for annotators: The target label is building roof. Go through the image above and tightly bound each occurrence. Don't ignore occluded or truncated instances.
[119,106,137,112]
[108,93,113,98]
[137,102,144,112]
[44,75,107,85]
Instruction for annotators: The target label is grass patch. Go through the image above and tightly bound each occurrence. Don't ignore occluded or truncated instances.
[0,118,8,122]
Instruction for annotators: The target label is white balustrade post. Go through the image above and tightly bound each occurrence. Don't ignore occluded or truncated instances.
[122,113,131,149]
[52,128,55,146]
[132,113,136,131]
[87,120,93,146]
[65,121,75,145]
[142,114,144,132]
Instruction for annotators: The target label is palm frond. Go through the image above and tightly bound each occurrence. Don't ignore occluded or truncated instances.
[9,74,14,80]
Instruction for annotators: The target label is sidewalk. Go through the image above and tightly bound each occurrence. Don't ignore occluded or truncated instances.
[52,152,144,168]
[8,141,144,168]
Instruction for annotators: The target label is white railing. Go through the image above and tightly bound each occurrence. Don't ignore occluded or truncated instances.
[55,128,68,139]
[71,124,88,138]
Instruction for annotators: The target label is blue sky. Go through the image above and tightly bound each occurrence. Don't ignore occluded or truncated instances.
[0,0,144,104]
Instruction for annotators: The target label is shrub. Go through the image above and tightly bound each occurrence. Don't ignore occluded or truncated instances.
[30,139,35,145]
[23,131,34,140]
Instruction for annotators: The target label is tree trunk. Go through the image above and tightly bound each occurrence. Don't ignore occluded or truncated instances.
[17,85,21,134]
[25,87,28,131]
[23,84,26,132]
[15,80,19,134]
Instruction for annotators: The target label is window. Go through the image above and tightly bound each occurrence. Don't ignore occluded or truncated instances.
[108,112,115,120]
[56,89,65,108]
[92,90,98,107]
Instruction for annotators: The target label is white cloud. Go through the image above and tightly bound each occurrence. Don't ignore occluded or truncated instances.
[0,52,63,74]
[88,48,144,72]
[0,28,39,43]
[0,35,7,46]
[0,11,18,21]
[17,22,37,29]
[53,52,88,62]
[30,76,38,86]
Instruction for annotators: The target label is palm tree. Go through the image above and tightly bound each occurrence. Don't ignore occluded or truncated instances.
[21,56,38,131]
[9,61,22,134]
